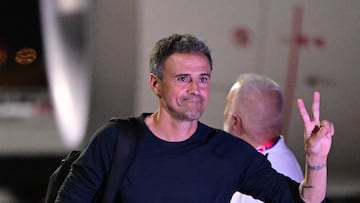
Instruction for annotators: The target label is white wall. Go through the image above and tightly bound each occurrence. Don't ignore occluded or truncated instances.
[262,0,360,196]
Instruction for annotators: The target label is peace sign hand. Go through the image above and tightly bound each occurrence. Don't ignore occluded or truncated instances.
[297,91,334,158]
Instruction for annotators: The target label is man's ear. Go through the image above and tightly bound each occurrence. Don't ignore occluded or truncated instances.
[232,113,243,133]
[149,73,160,96]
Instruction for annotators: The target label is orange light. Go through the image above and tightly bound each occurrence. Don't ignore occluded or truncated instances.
[15,47,37,65]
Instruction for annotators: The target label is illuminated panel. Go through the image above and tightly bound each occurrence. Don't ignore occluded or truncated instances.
[39,0,91,149]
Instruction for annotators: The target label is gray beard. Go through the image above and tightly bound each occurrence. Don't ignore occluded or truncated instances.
[170,108,203,121]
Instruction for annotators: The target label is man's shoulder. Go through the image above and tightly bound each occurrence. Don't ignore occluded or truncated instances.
[198,122,256,152]
[197,122,232,139]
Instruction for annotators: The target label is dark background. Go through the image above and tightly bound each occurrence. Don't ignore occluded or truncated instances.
[0,156,62,202]
[0,0,47,88]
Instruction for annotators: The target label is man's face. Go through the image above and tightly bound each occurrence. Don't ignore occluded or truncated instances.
[151,53,211,121]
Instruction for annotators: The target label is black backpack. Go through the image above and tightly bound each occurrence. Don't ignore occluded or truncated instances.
[45,117,140,203]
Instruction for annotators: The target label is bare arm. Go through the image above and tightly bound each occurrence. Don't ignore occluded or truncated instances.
[297,91,334,203]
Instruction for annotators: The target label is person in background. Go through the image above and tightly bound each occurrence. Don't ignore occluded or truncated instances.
[55,33,334,203]
[224,73,304,203]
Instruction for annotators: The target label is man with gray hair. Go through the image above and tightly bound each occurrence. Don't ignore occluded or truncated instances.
[224,73,304,203]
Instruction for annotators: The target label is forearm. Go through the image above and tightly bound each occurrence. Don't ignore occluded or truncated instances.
[299,155,327,203]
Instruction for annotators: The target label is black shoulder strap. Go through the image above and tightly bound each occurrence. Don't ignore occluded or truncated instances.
[101,117,141,203]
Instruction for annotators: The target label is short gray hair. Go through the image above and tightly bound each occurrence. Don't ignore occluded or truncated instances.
[149,33,212,80]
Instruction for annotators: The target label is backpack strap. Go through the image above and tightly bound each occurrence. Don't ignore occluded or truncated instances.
[101,117,141,203]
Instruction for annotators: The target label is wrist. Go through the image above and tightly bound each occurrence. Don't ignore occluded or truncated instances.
[307,156,327,171]
[307,163,326,171]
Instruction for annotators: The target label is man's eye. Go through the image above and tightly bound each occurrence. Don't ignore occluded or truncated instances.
[178,76,188,82]
[199,77,209,83]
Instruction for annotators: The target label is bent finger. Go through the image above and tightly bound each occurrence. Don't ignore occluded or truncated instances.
[320,120,335,137]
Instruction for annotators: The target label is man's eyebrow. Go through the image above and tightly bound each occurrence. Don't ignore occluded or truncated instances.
[174,73,211,78]
[175,73,190,77]
[200,73,211,77]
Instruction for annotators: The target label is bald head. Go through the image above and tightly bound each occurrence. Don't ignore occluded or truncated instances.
[224,73,283,147]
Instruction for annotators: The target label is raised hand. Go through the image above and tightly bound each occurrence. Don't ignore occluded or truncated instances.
[297,91,334,158]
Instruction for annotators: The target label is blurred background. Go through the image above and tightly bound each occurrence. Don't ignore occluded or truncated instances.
[0,0,359,202]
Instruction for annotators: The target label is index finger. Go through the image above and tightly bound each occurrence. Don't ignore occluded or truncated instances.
[297,98,311,126]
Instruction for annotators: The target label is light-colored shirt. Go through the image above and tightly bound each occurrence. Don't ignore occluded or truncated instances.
[230,136,303,203]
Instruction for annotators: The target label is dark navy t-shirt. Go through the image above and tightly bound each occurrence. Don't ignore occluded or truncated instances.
[56,113,303,203]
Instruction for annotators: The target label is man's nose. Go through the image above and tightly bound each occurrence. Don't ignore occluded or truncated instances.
[188,80,200,94]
